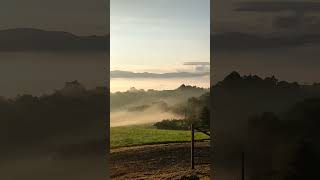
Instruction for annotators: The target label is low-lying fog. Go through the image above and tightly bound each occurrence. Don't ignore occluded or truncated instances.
[111,105,182,127]
[110,76,209,92]
[110,82,208,127]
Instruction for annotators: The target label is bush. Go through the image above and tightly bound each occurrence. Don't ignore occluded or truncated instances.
[154,119,190,130]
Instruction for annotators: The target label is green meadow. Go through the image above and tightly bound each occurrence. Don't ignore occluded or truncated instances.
[110,124,209,148]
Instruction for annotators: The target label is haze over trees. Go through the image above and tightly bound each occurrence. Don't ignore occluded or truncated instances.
[211,71,320,179]
[110,84,208,111]
[247,98,320,179]
[0,81,108,158]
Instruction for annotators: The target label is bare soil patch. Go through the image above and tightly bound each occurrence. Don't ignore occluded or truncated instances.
[110,142,210,179]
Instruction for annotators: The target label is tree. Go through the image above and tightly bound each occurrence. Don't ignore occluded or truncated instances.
[198,106,210,127]
[286,140,320,180]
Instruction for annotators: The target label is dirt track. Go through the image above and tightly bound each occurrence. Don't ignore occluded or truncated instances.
[110,142,210,180]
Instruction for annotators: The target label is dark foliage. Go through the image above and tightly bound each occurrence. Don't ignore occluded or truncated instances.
[248,98,320,179]
[286,140,320,180]
[0,81,108,155]
[154,119,191,130]
[110,84,207,111]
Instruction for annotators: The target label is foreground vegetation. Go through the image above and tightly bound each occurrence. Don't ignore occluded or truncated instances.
[110,124,209,148]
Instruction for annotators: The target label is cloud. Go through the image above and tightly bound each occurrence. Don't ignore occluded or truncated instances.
[235,1,320,12]
[234,1,320,32]
[183,62,210,66]
[195,66,210,72]
[110,70,209,79]
[111,64,205,73]
[183,61,210,72]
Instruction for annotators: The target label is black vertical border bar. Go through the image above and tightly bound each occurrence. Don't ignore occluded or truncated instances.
[106,0,110,179]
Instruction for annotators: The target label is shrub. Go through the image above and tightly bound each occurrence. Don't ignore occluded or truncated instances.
[154,119,190,130]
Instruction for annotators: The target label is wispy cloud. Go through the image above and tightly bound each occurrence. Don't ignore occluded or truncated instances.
[111,62,210,74]
[110,70,209,79]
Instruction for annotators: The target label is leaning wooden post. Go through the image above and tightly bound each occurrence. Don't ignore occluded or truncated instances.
[191,123,195,169]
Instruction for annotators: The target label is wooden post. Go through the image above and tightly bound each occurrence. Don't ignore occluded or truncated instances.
[191,123,194,169]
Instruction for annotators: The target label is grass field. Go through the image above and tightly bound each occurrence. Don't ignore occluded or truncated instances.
[110,124,209,148]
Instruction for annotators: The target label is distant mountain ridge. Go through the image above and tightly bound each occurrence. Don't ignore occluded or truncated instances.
[213,32,320,50]
[110,84,208,111]
[111,70,209,78]
[0,28,109,51]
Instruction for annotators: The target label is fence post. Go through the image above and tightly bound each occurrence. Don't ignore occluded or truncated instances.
[191,123,194,169]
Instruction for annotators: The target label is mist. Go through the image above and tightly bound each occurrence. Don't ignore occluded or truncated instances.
[111,76,209,92]
[110,85,208,127]
[111,105,182,127]
[0,52,107,97]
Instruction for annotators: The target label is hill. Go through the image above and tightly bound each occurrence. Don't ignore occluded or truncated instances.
[0,28,108,51]
[110,84,208,111]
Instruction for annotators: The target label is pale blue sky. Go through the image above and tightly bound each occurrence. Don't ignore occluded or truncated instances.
[111,0,210,72]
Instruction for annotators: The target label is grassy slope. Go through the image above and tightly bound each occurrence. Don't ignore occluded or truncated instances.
[111,124,209,148]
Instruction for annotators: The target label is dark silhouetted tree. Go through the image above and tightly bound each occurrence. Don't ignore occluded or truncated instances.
[199,106,210,127]
[286,140,320,180]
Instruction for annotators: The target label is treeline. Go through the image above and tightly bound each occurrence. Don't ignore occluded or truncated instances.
[154,92,210,130]
[210,71,320,179]
[212,71,320,144]
[154,71,320,131]
[216,71,302,88]
[110,84,208,111]
[141,71,320,178]
[0,81,108,155]
[248,98,320,179]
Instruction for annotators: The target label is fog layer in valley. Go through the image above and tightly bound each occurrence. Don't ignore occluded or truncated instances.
[111,106,182,127]
[110,85,208,127]
[111,76,209,93]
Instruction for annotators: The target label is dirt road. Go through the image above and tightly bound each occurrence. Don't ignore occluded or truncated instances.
[110,142,210,179]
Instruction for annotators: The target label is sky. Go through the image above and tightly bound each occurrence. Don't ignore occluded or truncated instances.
[110,0,210,72]
[212,0,320,33]
[0,0,109,97]
[211,0,320,84]
[0,0,109,35]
